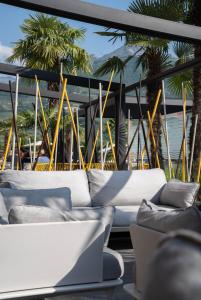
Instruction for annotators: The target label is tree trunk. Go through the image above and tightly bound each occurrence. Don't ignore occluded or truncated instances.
[147,51,163,169]
[189,0,201,180]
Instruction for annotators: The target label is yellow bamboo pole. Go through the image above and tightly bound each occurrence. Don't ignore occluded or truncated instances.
[59,68,85,170]
[48,79,67,171]
[88,70,115,169]
[64,89,85,170]
[1,126,13,171]
[106,121,117,170]
[35,76,51,155]
[147,111,160,168]
[182,85,187,182]
[141,89,162,158]
[196,152,201,183]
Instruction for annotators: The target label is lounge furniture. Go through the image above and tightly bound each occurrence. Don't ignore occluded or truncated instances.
[0,168,169,231]
[130,202,201,297]
[0,220,123,300]
[143,230,201,300]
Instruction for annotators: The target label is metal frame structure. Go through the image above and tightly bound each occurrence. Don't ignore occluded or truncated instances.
[1,0,201,169]
[1,0,201,44]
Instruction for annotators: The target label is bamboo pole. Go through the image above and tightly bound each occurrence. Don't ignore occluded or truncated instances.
[9,81,22,170]
[141,89,162,159]
[16,138,21,171]
[189,114,198,182]
[48,79,67,171]
[106,121,117,170]
[70,118,74,171]
[147,111,160,168]
[1,126,13,171]
[175,116,189,179]
[33,81,39,162]
[103,142,109,168]
[196,152,201,183]
[88,71,115,169]
[127,109,131,170]
[11,74,19,170]
[122,119,140,168]
[64,89,85,170]
[162,80,171,178]
[160,114,175,178]
[35,76,51,155]
[99,83,103,170]
[182,83,187,182]
[29,137,33,166]
[75,107,82,170]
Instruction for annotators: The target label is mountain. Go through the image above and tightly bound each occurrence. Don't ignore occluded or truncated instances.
[91,45,142,86]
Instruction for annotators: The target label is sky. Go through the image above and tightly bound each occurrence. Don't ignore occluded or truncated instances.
[0,0,132,62]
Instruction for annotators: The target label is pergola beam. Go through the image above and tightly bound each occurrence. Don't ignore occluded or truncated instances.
[1,0,201,44]
[0,82,89,103]
[0,63,119,91]
[83,57,201,109]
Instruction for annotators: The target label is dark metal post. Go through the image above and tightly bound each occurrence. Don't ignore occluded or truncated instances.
[115,84,127,170]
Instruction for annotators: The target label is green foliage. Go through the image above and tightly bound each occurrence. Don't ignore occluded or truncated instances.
[7,13,91,74]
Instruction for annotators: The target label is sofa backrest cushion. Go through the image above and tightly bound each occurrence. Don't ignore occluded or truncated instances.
[0,170,91,207]
[137,199,201,233]
[88,169,167,207]
[160,180,200,208]
[0,187,71,224]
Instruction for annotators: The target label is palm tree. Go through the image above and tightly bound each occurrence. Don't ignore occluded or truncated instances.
[7,13,91,75]
[7,13,91,157]
[167,42,193,97]
[97,0,184,168]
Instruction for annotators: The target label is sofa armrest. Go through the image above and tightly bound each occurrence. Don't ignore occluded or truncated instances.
[0,221,104,294]
[130,224,165,293]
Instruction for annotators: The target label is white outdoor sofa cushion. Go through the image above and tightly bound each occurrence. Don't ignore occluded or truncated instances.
[0,170,91,207]
[88,168,167,207]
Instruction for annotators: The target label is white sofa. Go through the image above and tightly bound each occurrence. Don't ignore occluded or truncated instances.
[0,220,124,300]
[0,168,168,231]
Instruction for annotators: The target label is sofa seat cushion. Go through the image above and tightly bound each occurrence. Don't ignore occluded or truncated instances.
[103,248,124,281]
[113,206,140,227]
[0,187,71,224]
[160,180,200,208]
[88,169,166,207]
[0,170,91,207]
[137,200,201,233]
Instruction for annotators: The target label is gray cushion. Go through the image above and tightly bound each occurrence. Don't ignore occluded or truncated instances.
[0,187,71,224]
[160,180,200,208]
[103,247,124,281]
[0,170,91,207]
[88,169,166,207]
[137,200,201,233]
[113,206,140,227]
[8,205,76,224]
[70,206,115,245]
